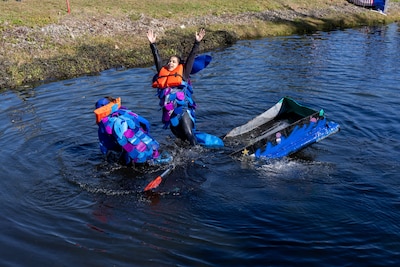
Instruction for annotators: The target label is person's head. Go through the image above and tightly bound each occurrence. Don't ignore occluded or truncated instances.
[166,55,181,71]
[95,96,115,109]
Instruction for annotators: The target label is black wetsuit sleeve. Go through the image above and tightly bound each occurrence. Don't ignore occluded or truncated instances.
[150,43,163,73]
[183,41,200,80]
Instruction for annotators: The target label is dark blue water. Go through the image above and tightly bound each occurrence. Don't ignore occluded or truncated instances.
[1,24,399,266]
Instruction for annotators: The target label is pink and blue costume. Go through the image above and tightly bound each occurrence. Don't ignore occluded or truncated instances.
[96,98,160,165]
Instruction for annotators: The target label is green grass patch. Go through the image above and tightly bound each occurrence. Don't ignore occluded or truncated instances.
[0,0,343,27]
[1,0,399,89]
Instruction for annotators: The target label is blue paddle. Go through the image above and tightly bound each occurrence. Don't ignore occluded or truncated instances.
[191,55,212,74]
[195,132,224,148]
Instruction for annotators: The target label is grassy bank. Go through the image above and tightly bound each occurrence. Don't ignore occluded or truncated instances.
[0,0,399,90]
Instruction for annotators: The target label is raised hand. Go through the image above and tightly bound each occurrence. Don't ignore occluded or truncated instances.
[196,28,206,42]
[147,29,157,44]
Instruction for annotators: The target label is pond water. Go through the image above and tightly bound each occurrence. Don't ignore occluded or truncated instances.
[1,23,399,266]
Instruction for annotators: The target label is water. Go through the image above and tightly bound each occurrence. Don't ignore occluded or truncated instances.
[1,24,400,266]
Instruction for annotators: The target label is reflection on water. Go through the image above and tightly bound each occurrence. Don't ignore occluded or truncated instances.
[1,24,400,266]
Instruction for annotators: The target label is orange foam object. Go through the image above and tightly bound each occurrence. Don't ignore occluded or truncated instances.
[94,97,121,124]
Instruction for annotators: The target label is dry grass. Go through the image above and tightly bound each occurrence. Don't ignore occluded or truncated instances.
[1,0,399,89]
[2,0,384,28]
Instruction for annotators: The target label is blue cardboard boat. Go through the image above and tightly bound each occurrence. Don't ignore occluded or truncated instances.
[224,97,340,159]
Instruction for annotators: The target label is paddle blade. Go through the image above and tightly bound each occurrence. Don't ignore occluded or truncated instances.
[195,132,224,148]
[144,176,162,191]
[191,55,212,74]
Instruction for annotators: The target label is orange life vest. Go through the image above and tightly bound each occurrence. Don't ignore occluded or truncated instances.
[152,64,184,88]
[94,97,121,124]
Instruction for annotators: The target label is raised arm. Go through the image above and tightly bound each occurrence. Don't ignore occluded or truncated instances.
[183,29,206,80]
[147,29,163,72]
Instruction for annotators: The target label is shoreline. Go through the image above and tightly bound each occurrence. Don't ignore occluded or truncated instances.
[1,1,399,90]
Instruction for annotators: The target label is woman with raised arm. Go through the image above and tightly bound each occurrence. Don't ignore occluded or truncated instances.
[147,28,206,146]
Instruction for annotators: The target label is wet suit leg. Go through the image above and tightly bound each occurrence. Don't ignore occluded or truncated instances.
[170,111,197,145]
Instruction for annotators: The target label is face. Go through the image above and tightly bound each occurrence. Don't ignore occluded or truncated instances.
[167,56,180,71]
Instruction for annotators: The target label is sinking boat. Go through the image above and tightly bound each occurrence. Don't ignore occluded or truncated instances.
[223,97,340,159]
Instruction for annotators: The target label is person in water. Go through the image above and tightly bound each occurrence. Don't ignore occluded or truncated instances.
[146,28,206,146]
[95,96,160,165]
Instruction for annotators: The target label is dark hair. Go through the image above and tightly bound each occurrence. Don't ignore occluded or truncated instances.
[104,96,116,102]
[170,55,182,64]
